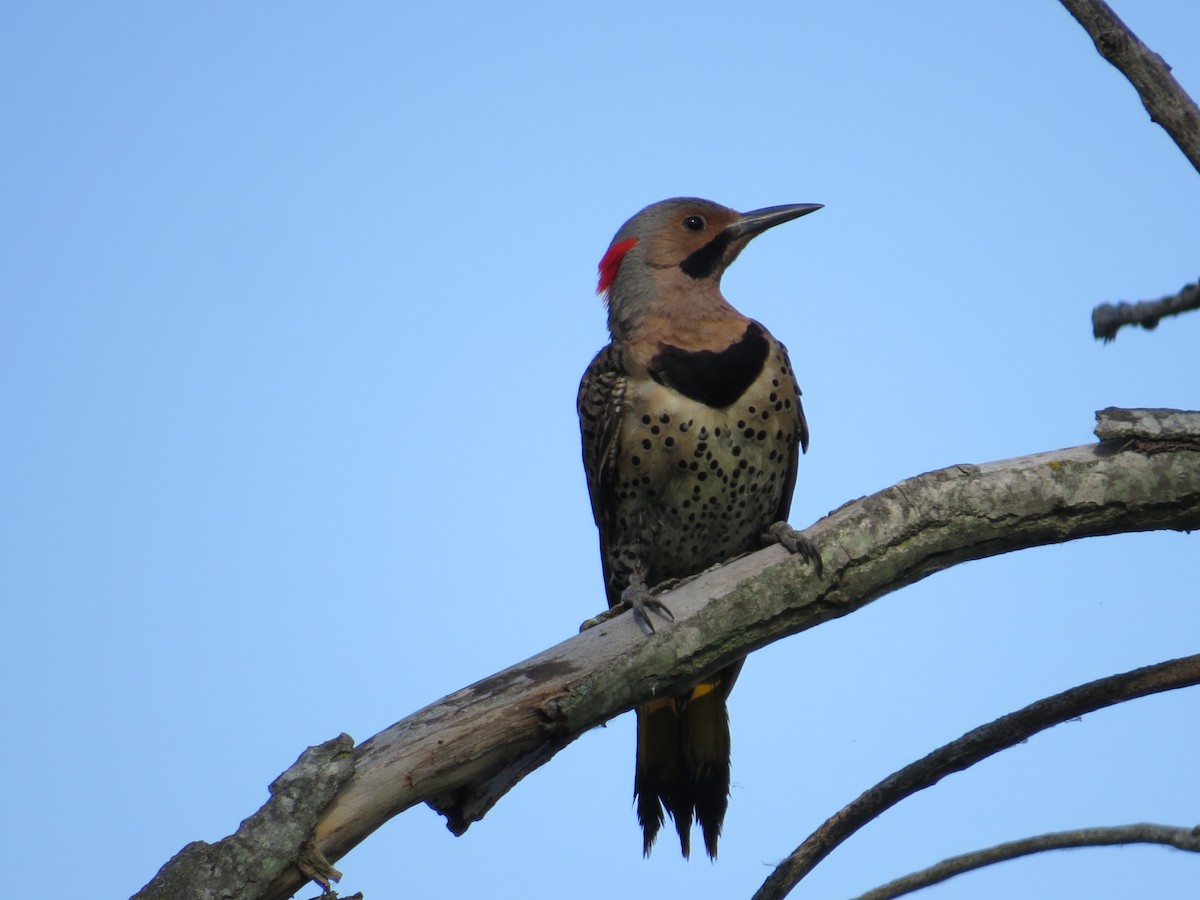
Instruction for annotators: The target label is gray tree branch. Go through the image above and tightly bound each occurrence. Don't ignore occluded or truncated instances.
[1057,3,1200,338]
[133,409,1200,900]
[133,735,355,900]
[1058,0,1200,173]
[754,656,1200,900]
[1092,277,1200,341]
[849,823,1200,900]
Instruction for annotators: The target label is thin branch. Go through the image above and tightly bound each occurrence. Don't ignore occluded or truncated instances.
[1059,0,1200,174]
[851,823,1200,900]
[1092,278,1200,341]
[753,656,1200,900]
[132,409,1200,900]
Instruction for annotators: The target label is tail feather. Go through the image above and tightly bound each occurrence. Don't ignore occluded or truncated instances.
[634,670,734,859]
[634,698,688,856]
[680,678,731,859]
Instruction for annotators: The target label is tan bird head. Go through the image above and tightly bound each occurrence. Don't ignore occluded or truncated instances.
[597,197,822,341]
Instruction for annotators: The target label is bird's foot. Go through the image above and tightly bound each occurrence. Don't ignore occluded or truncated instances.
[763,521,823,576]
[619,576,675,635]
[579,577,675,634]
[579,578,675,634]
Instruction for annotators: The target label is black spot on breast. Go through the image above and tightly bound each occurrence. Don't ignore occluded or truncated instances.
[649,322,769,409]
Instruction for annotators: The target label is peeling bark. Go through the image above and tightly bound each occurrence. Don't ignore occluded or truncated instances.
[133,735,354,900]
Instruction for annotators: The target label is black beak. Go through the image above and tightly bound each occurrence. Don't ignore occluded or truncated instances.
[724,203,823,241]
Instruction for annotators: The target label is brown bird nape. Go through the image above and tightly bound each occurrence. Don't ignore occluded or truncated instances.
[578,197,822,858]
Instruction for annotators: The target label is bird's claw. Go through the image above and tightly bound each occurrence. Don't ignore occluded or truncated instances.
[763,521,823,576]
[622,577,674,635]
[579,578,675,634]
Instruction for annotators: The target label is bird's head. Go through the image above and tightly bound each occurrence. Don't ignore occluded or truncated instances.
[597,197,821,340]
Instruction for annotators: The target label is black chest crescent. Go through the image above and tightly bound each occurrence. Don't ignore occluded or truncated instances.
[648,322,769,409]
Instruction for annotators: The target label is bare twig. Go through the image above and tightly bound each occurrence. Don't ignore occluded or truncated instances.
[753,656,1200,900]
[1059,0,1200,173]
[851,823,1200,900]
[1092,278,1200,341]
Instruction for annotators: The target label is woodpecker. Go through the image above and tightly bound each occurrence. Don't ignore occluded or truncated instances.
[578,197,822,859]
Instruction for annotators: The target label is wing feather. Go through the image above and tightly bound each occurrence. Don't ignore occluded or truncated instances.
[577,344,628,606]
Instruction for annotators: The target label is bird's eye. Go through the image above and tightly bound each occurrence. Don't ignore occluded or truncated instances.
[682,215,706,232]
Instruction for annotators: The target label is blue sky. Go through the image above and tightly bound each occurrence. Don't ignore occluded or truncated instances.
[3,2,1198,898]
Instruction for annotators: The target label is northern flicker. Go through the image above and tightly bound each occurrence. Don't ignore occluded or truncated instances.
[577,197,822,859]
